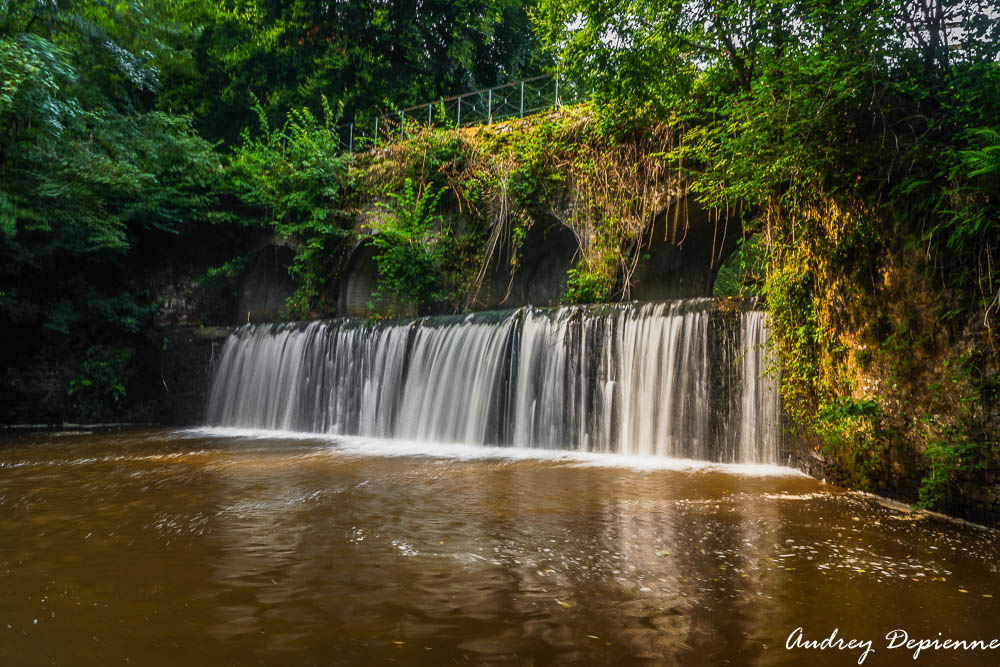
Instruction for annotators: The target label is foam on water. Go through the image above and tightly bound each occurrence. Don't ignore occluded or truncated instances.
[184,427,806,477]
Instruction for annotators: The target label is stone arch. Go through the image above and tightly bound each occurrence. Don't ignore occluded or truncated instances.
[474,221,579,309]
[338,239,384,317]
[627,199,743,300]
[237,244,297,323]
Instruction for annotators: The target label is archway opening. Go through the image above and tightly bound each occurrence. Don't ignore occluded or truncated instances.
[629,200,743,300]
[339,240,384,317]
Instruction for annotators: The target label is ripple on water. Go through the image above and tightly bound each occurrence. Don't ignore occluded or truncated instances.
[0,427,997,667]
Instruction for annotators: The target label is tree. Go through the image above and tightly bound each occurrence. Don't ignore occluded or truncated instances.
[174,0,552,145]
[0,0,220,343]
[534,1,1000,509]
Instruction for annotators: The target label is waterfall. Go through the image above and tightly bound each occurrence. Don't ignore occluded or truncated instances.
[512,302,709,457]
[205,299,784,463]
[737,311,782,464]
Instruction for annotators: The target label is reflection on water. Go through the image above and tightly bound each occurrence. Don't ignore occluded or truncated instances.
[0,428,998,666]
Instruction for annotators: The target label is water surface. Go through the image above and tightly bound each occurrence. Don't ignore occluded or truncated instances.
[1,428,997,666]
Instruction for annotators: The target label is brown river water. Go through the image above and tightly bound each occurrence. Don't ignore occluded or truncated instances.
[1,427,998,666]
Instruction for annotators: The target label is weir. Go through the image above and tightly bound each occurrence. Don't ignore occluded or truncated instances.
[205,299,783,463]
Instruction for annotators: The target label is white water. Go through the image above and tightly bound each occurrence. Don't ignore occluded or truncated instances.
[738,311,782,464]
[183,427,805,477]
[512,303,709,457]
[205,300,783,463]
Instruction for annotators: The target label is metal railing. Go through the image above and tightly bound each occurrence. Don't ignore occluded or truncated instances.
[335,73,588,153]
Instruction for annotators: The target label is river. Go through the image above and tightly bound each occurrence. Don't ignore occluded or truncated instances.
[1,428,997,665]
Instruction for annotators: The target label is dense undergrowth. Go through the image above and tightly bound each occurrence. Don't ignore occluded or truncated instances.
[1,0,545,421]
[346,106,687,312]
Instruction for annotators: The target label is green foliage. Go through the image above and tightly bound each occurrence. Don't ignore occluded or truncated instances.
[915,361,993,509]
[364,125,470,196]
[918,428,985,509]
[564,267,609,304]
[361,107,680,309]
[0,0,555,424]
[204,255,253,281]
[66,344,133,417]
[370,178,454,314]
[761,257,818,414]
[814,397,890,490]
[818,397,881,422]
[536,0,1000,510]
[226,97,355,316]
[173,0,551,145]
[357,113,598,310]
[470,108,665,304]
[0,0,222,344]
[713,234,767,297]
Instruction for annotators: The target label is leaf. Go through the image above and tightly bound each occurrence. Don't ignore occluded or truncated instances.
[0,192,15,238]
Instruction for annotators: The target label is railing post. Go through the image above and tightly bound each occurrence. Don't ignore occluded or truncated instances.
[331,75,583,153]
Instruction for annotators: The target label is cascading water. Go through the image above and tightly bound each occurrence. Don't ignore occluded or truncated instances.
[205,299,784,463]
[511,302,710,458]
[737,311,782,464]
